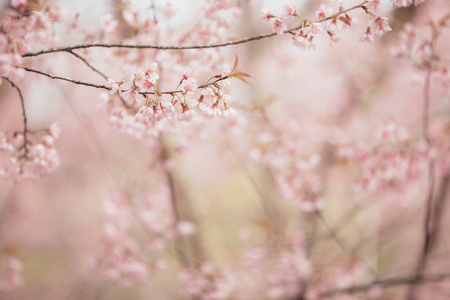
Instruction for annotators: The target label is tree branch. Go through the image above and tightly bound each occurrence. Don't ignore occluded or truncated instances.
[320,273,450,298]
[19,66,229,96]
[65,50,108,80]
[2,77,28,158]
[21,2,368,57]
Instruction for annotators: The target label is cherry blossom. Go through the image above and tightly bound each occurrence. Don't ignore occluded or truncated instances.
[182,67,193,81]
[223,107,237,117]
[309,22,323,36]
[360,28,375,43]
[369,16,392,37]
[315,4,333,20]
[106,79,122,94]
[178,105,197,121]
[181,77,198,94]
[164,2,179,18]
[281,4,297,20]
[270,18,287,35]
[101,13,118,32]
[367,0,382,11]
[11,0,26,11]
[260,8,273,22]
[135,104,155,122]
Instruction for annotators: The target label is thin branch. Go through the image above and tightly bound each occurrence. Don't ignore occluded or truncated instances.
[2,77,28,158]
[320,273,450,298]
[20,66,110,90]
[20,66,229,95]
[21,2,368,57]
[315,211,378,275]
[59,52,131,108]
[431,172,450,249]
[65,50,108,80]
[406,24,440,300]
[176,0,219,45]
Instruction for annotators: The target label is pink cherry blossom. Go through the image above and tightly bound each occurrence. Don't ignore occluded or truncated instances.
[367,0,382,11]
[260,8,272,22]
[122,88,144,105]
[160,102,177,120]
[164,2,179,18]
[315,4,333,20]
[48,122,61,138]
[223,107,237,117]
[205,104,222,117]
[178,105,197,121]
[11,0,27,11]
[145,62,159,81]
[182,67,193,81]
[369,16,392,37]
[309,22,323,36]
[360,28,375,43]
[135,105,155,122]
[122,9,137,26]
[101,13,118,32]
[293,31,313,49]
[106,79,122,94]
[393,0,425,7]
[181,77,198,94]
[281,4,297,20]
[270,18,287,35]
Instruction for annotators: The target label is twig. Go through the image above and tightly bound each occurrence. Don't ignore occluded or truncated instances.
[21,2,368,57]
[65,50,108,80]
[2,77,28,158]
[431,172,450,249]
[320,272,450,298]
[20,66,110,90]
[20,66,229,95]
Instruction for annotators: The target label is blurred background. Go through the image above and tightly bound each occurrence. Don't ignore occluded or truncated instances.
[0,0,450,299]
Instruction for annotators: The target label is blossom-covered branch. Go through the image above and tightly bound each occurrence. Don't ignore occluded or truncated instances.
[20,66,235,95]
[21,1,369,58]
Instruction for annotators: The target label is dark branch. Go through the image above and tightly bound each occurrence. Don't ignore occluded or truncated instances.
[65,50,108,80]
[321,273,450,298]
[21,2,367,58]
[19,66,228,96]
[2,77,28,158]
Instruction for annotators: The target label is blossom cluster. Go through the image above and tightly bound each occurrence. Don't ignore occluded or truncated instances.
[336,121,428,192]
[92,186,197,287]
[105,59,244,130]
[249,124,325,213]
[260,0,407,49]
[0,0,61,82]
[0,123,60,182]
[392,20,450,92]
[179,263,236,300]
[391,23,433,70]
[92,193,150,287]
